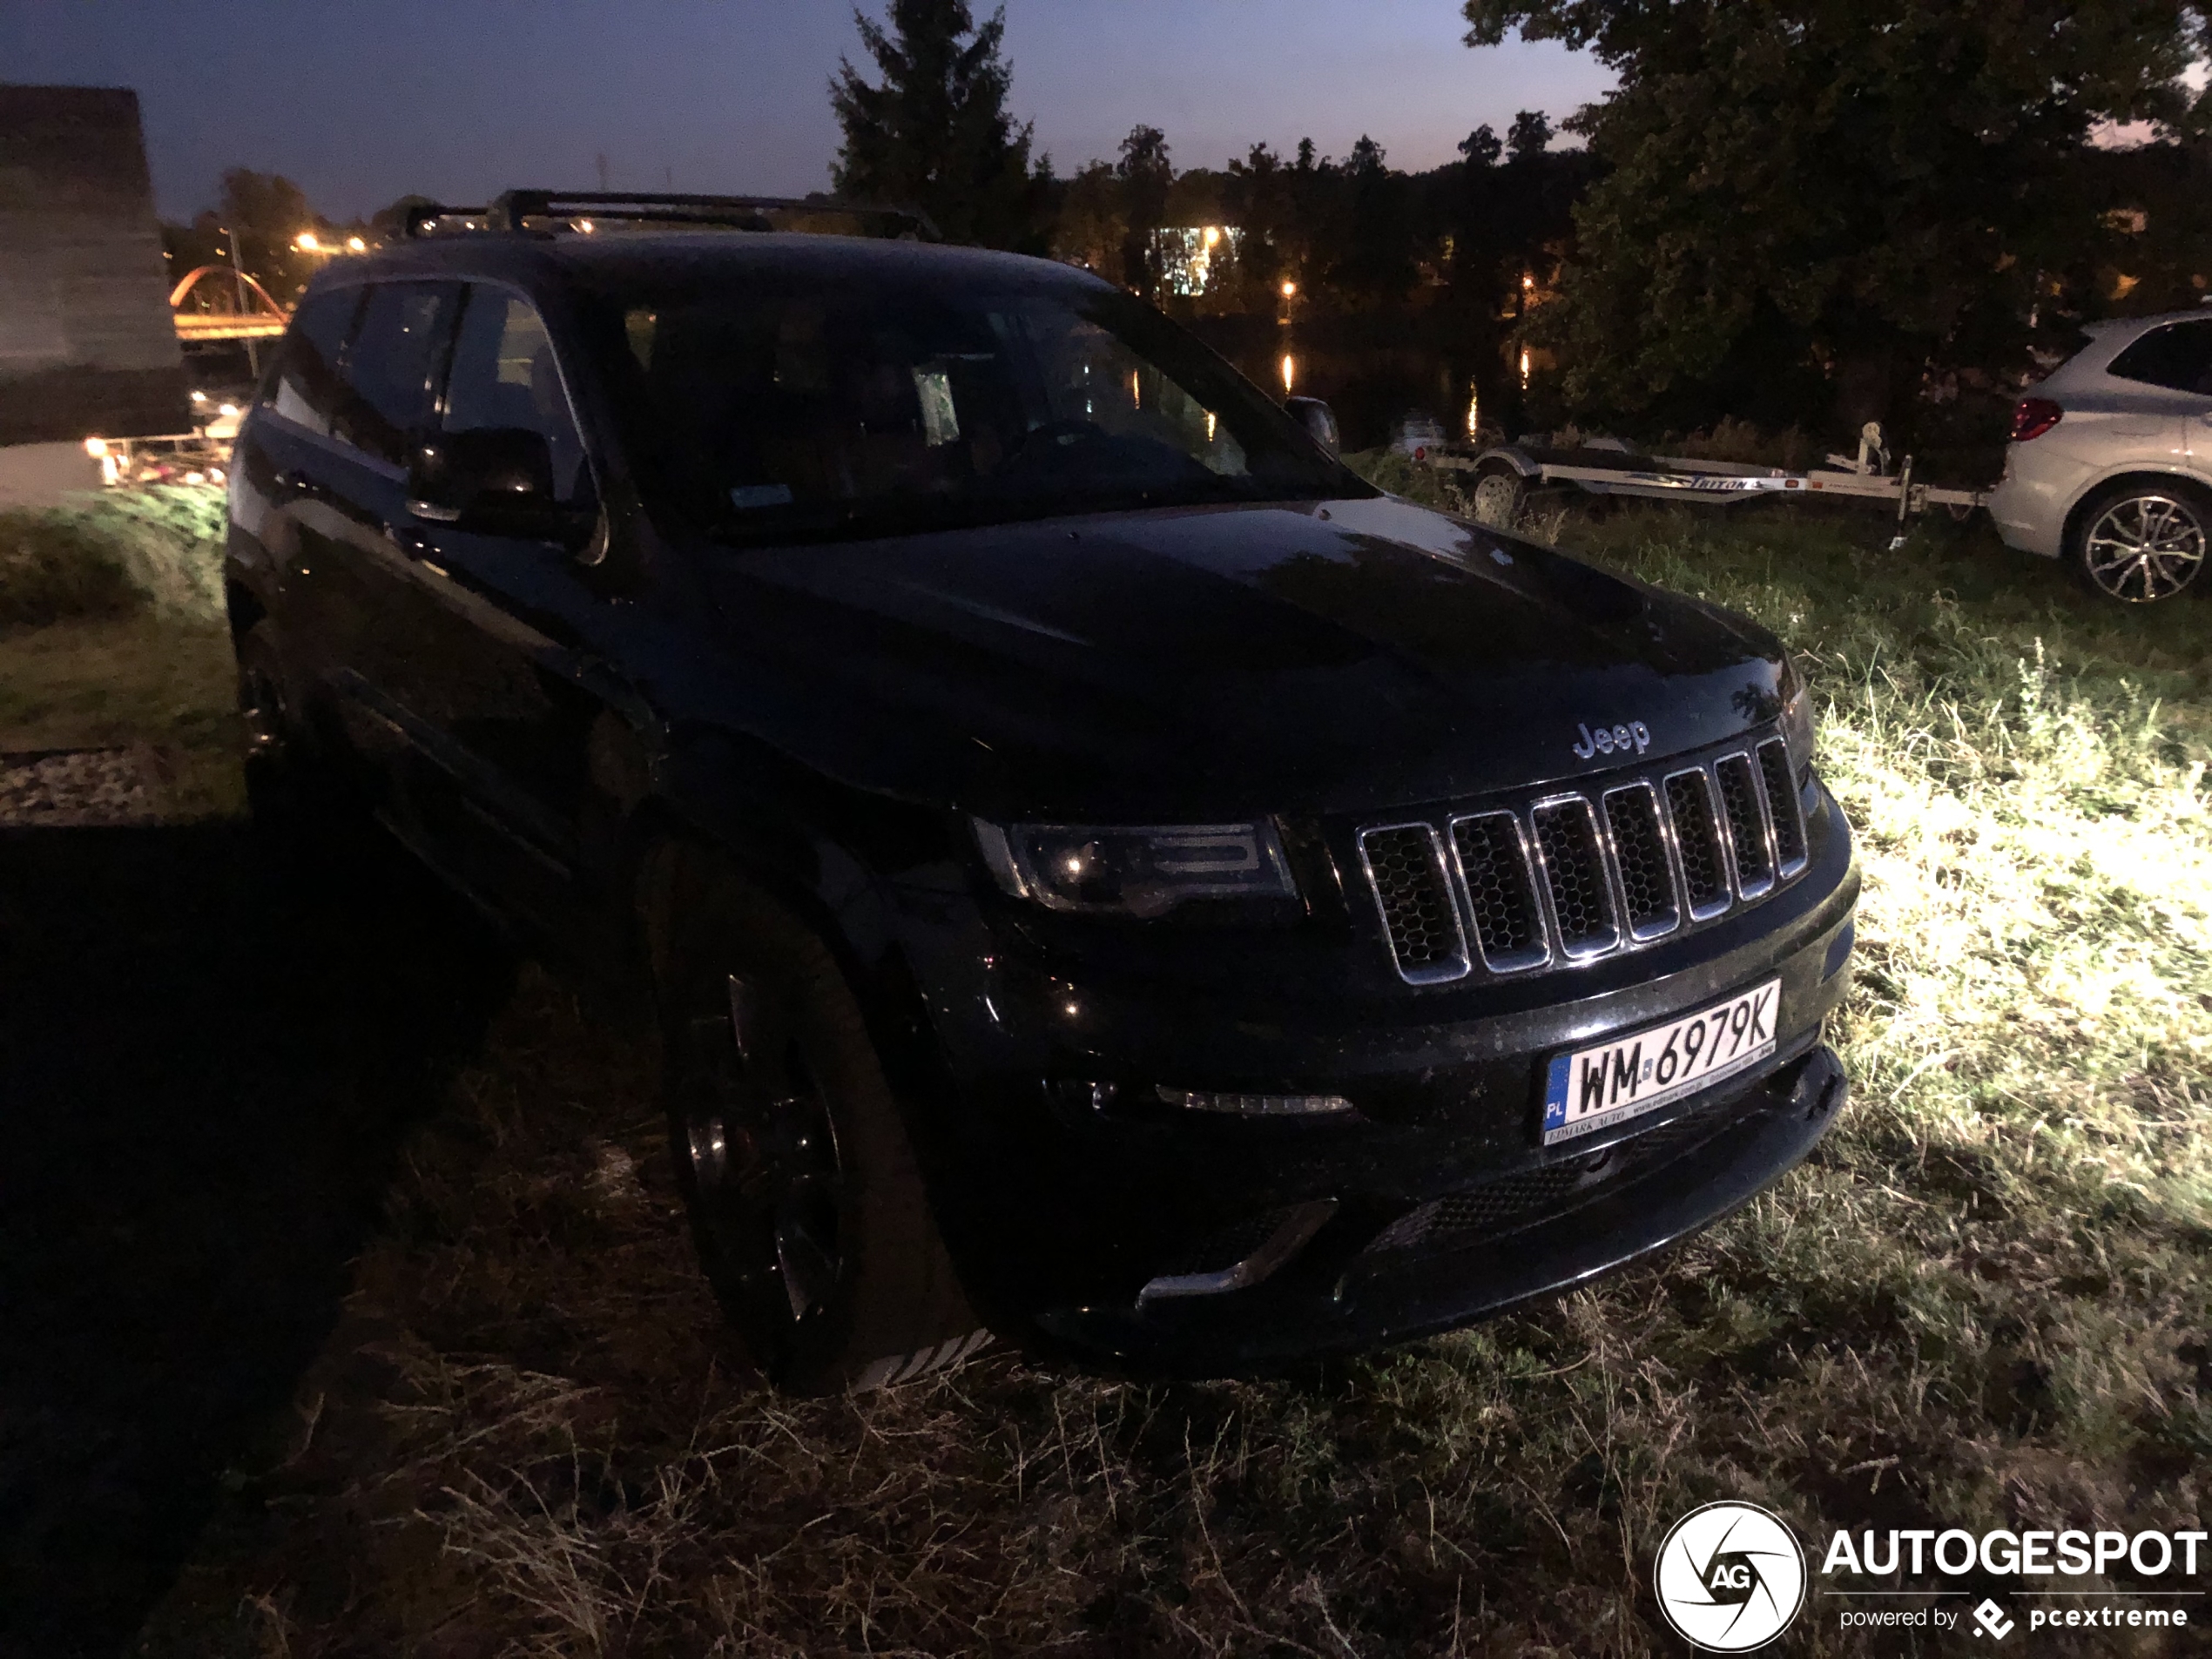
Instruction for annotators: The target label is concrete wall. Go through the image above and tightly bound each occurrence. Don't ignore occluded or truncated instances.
[0,85,188,444]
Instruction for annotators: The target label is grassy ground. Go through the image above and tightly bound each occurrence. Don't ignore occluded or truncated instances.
[16,493,2209,1656]
[0,486,242,817]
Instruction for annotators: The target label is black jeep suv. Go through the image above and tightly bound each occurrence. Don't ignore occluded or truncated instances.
[225,192,1858,1393]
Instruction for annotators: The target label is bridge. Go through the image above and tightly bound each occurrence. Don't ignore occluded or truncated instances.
[169,266,288,342]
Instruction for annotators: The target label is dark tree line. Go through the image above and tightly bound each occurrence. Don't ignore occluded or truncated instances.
[833,0,2212,455]
[1463,0,2212,451]
[174,1,2212,456]
[828,5,1598,441]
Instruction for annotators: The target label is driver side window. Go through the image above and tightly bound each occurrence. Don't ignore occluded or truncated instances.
[442,287,591,502]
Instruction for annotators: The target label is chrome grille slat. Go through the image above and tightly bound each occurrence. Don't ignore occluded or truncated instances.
[1448,811,1550,972]
[1603,783,1681,940]
[1359,730,1811,986]
[1529,796,1621,958]
[1663,767,1734,921]
[1757,738,1809,877]
[1714,752,1776,899]
[1357,823,1470,984]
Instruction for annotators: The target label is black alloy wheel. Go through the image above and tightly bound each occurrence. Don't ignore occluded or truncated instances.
[647,846,983,1394]
[235,618,330,830]
[236,622,293,772]
[672,973,847,1364]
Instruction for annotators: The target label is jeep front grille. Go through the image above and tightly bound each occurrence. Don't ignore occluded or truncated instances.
[1530,797,1619,958]
[1664,768,1732,919]
[1449,813,1547,971]
[1356,823,1468,983]
[1361,736,1810,986]
[1714,752,1774,898]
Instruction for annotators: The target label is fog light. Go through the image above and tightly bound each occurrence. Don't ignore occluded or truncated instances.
[1157,1086,1353,1117]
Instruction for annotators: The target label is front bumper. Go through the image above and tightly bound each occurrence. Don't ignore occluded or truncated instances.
[1035,1042,1847,1376]
[897,783,1858,1376]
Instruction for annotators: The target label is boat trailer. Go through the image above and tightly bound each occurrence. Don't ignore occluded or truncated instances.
[1418,423,1989,547]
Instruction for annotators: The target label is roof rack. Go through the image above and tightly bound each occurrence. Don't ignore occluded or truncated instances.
[401,191,939,243]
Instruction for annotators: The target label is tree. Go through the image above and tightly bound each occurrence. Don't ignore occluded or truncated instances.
[1458,125,1503,167]
[219,169,319,301]
[830,0,1052,251]
[1464,0,2212,434]
[1330,136,1417,306]
[1116,125,1175,298]
[1504,110,1551,162]
[1223,142,1295,306]
[1053,159,1126,278]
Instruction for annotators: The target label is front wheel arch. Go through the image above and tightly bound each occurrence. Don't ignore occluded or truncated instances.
[637,836,983,1393]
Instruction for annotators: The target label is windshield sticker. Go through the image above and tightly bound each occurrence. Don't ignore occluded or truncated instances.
[914,369,961,447]
[729,483,794,510]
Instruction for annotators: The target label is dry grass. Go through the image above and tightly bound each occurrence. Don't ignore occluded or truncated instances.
[106,503,2212,1657]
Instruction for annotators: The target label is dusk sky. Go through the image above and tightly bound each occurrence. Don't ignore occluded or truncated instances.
[2,1,1615,223]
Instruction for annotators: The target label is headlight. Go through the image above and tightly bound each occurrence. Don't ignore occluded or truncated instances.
[973,818,1297,916]
[1780,660,1815,772]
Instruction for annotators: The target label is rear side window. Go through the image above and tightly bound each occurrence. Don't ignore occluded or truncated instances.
[442,287,590,502]
[2107,320,2212,395]
[263,287,362,435]
[333,282,462,466]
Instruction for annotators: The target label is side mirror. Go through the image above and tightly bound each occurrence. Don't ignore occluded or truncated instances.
[1285,396,1340,456]
[408,427,591,547]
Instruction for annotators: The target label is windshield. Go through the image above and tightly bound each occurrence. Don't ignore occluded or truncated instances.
[585,274,1366,543]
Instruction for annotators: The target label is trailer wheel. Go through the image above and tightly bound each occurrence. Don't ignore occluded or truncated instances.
[1469,462,1527,529]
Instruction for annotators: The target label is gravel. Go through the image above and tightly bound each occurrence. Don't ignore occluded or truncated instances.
[0,747,179,827]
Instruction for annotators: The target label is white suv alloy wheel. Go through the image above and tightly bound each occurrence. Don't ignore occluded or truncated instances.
[2080,491,2208,604]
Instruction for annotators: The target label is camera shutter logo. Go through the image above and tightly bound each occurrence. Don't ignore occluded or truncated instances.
[1653,1501,1807,1650]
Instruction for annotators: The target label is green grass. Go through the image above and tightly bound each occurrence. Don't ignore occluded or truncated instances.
[122,503,2212,1656]
[0,485,226,632]
[0,486,242,817]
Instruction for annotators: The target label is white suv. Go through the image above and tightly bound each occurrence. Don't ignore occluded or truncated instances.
[1987,307,2212,603]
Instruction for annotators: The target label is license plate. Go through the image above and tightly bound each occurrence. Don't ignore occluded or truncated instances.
[1541,978,1781,1145]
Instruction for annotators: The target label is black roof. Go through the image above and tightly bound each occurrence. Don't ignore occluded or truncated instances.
[314,231,1109,303]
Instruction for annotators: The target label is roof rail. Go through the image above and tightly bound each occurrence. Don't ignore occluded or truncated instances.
[402,191,939,243]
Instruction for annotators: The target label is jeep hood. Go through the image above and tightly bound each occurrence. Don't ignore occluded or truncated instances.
[694,496,1789,820]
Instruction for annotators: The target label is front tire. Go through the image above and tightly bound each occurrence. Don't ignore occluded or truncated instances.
[2068,480,2209,604]
[644,846,984,1393]
[235,618,324,829]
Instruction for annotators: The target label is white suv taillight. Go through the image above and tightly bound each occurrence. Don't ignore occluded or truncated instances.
[2010,398,2063,442]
